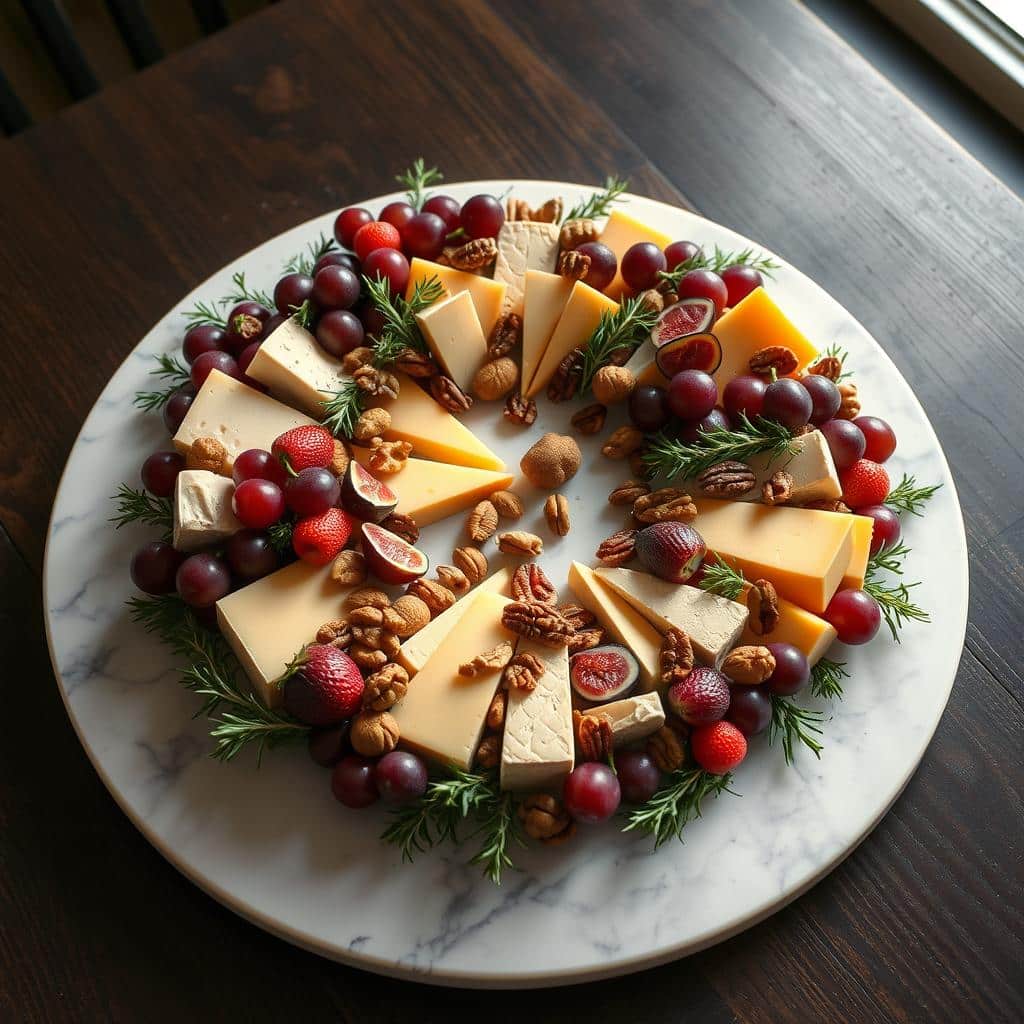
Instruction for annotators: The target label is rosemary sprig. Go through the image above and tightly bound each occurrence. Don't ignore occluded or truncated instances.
[267,518,294,555]
[697,556,746,601]
[564,175,629,222]
[396,157,443,211]
[885,473,942,517]
[659,244,780,288]
[110,484,173,538]
[643,414,797,482]
[579,295,659,393]
[823,343,852,381]
[283,232,337,276]
[468,790,522,885]
[864,540,929,641]
[133,352,192,410]
[769,696,825,764]
[220,271,274,310]
[289,299,315,330]
[810,657,849,701]
[320,382,363,440]
[622,768,735,848]
[180,297,226,327]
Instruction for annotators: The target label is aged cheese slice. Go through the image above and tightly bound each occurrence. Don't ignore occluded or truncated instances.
[216,560,351,708]
[405,257,506,336]
[693,498,855,613]
[594,567,747,669]
[246,318,347,417]
[390,591,513,769]
[414,290,488,393]
[398,569,512,675]
[173,370,315,471]
[581,692,665,748]
[567,561,662,692]
[172,470,240,552]
[353,448,513,526]
[737,584,837,665]
[493,221,561,315]
[525,281,619,397]
[842,514,874,590]
[521,270,573,397]
[500,639,574,791]
[598,209,673,300]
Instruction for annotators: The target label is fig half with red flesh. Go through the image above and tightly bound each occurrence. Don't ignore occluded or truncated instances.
[650,297,716,348]
[360,523,428,585]
[570,644,640,703]
[655,332,723,378]
[340,461,397,523]
[635,522,707,583]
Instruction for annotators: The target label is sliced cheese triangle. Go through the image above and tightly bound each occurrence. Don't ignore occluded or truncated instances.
[406,257,506,336]
[522,270,573,397]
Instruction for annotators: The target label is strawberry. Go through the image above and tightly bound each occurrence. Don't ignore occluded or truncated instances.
[839,458,890,509]
[272,424,335,473]
[352,221,402,262]
[666,666,730,726]
[282,644,364,726]
[293,508,354,566]
[691,720,747,775]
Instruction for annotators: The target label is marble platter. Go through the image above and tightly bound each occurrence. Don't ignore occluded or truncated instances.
[44,182,967,987]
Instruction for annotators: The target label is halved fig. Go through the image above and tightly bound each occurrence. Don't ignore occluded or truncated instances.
[570,644,640,703]
[654,332,723,378]
[360,523,428,585]
[650,297,716,348]
[340,462,397,523]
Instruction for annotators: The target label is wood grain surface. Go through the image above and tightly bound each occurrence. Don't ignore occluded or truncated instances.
[0,0,1021,1020]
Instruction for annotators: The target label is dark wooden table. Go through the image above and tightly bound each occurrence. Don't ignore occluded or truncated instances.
[2,1,1021,1019]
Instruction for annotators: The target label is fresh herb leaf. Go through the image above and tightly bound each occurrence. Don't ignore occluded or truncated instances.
[659,245,780,288]
[267,518,295,555]
[698,556,746,601]
[823,343,852,381]
[769,696,825,764]
[320,381,364,439]
[564,175,629,222]
[110,484,173,538]
[221,271,274,310]
[289,298,315,330]
[396,158,444,211]
[283,232,338,276]
[133,353,192,411]
[180,298,226,327]
[468,789,522,885]
[579,295,659,393]
[864,540,929,641]
[622,768,735,848]
[810,657,849,701]
[885,474,942,517]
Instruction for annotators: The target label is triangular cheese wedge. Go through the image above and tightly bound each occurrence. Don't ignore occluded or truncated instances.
[599,209,673,300]
[522,270,573,396]
[526,281,619,398]
[406,257,506,336]
[737,583,837,665]
[354,448,512,527]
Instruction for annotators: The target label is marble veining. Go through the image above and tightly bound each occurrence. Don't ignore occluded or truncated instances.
[43,183,967,988]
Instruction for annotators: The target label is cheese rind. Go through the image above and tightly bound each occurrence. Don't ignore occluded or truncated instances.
[567,561,662,692]
[521,270,573,398]
[500,639,574,791]
[215,560,351,708]
[405,258,506,336]
[738,585,837,665]
[390,591,512,769]
[172,470,240,552]
[398,569,512,674]
[598,210,674,300]
[582,692,665,748]
[414,290,488,393]
[493,221,561,315]
[594,567,747,669]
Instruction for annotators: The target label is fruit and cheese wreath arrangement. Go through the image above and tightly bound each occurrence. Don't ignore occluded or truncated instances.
[115,162,940,883]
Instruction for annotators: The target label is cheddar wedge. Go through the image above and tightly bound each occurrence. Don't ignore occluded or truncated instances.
[522,270,573,398]
[405,257,506,336]
[599,209,673,300]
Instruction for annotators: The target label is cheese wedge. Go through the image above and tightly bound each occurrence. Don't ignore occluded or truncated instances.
[414,290,488,393]
[567,561,662,692]
[493,221,561,314]
[500,639,574,791]
[581,692,665,748]
[526,281,619,397]
[405,257,506,336]
[172,470,240,552]
[246,318,347,417]
[598,209,673,300]
[693,499,854,613]
[521,270,573,398]
[173,369,315,472]
[594,567,747,669]
[353,448,513,527]
[216,560,352,708]
[737,584,837,665]
[390,591,513,769]
[398,569,512,675]
[842,514,874,590]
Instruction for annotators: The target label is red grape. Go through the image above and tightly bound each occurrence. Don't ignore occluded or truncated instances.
[676,269,728,312]
[563,763,621,823]
[819,418,866,470]
[621,242,667,292]
[854,416,897,463]
[628,385,670,432]
[232,479,285,529]
[422,194,461,232]
[801,374,841,424]
[225,301,271,352]
[175,553,231,608]
[676,407,731,443]
[237,341,260,377]
[726,686,772,736]
[762,378,812,429]
[856,504,901,555]
[615,750,661,803]
[357,300,388,339]
[308,723,351,768]
[575,241,617,292]
[667,369,717,420]
[723,374,767,421]
[379,200,415,231]
[262,312,287,337]
[314,251,358,276]
[352,221,402,263]
[285,466,340,517]
[460,194,504,239]
[362,248,409,296]
[163,386,195,434]
[141,450,185,497]
[182,324,226,364]
[331,755,379,809]
[374,751,428,803]
[824,589,881,645]
[191,350,240,389]
[130,541,182,595]
[720,265,763,306]
[765,643,810,695]
[312,265,360,311]
[225,529,280,581]
[316,309,364,357]
[400,211,447,260]
[664,240,700,269]
[233,448,286,487]
[273,272,314,315]
[334,207,372,249]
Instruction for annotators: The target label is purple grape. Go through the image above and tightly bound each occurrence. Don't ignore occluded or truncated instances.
[130,541,182,595]
[765,643,810,696]
[801,375,841,424]
[615,750,661,803]
[667,369,717,421]
[175,553,231,608]
[374,751,429,803]
[762,378,812,429]
[726,686,772,736]
[820,418,866,470]
[331,756,379,809]
[225,529,280,582]
[285,467,340,518]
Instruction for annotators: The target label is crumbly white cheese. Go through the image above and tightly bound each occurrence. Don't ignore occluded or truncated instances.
[583,691,665,748]
[172,470,240,552]
[494,221,561,315]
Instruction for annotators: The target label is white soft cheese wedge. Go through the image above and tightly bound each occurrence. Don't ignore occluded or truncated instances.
[493,221,561,315]
[414,290,488,393]
[172,470,240,552]
[594,567,747,669]
[500,639,574,792]
[581,692,665,748]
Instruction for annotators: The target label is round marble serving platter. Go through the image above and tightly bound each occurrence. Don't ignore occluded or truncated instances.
[44,181,967,988]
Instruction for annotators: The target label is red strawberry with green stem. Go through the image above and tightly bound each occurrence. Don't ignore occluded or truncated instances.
[272,425,335,474]
[281,644,364,726]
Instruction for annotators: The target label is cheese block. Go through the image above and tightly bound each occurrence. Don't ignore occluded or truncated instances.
[172,470,240,552]
[521,270,573,397]
[405,257,506,336]
[525,281,619,397]
[581,692,665,748]
[567,561,662,692]
[500,639,574,791]
[692,499,855,613]
[368,373,504,471]
[598,209,673,300]
[737,584,837,665]
[173,369,315,471]
[493,221,561,314]
[398,569,512,674]
[842,514,874,590]
[414,290,488,393]
[390,591,512,769]
[216,560,351,708]
[246,318,347,417]
[594,567,747,669]
[353,449,513,527]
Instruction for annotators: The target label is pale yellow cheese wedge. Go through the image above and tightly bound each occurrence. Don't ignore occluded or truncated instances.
[521,270,573,397]
[598,209,673,300]
[391,591,513,769]
[842,514,874,590]
[737,584,838,666]
[414,290,488,394]
[405,257,506,336]
[581,692,665,748]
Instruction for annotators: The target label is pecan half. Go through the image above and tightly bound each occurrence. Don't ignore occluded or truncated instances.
[380,512,419,544]
[487,312,523,359]
[435,564,471,596]
[466,500,499,542]
[660,627,694,689]
[721,645,776,685]
[486,689,507,730]
[381,595,430,637]
[544,494,571,536]
[647,725,687,773]
[559,218,598,250]
[608,479,651,506]
[429,374,472,412]
[596,527,637,566]
[806,354,843,381]
[762,470,794,505]
[393,347,437,379]
[573,710,613,763]
[633,487,697,523]
[805,498,852,513]
[448,237,497,271]
[406,578,456,617]
[501,601,573,647]
[459,640,514,677]
[475,733,501,769]
[511,563,557,605]
[837,381,860,419]
[497,531,543,556]
[518,793,575,844]
[747,579,780,636]
[330,549,366,586]
[503,392,537,426]
[567,627,604,653]
[697,460,756,497]
[637,288,665,314]
[345,586,390,610]
[602,425,644,459]
[749,345,799,376]
[547,348,583,402]
[504,650,546,692]
[453,545,488,584]
[570,402,607,435]
[533,197,563,223]
[557,249,591,280]
[490,490,524,519]
[506,197,532,222]
[558,604,596,631]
